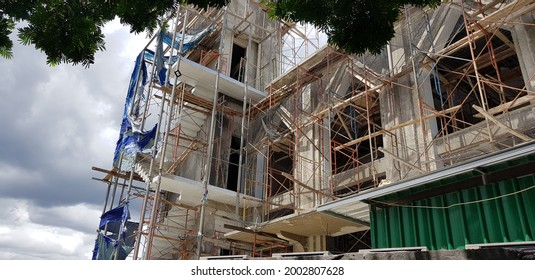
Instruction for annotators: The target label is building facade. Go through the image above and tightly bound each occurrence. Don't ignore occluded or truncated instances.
[93,0,535,259]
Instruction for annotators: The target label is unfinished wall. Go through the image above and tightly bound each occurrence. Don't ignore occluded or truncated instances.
[98,0,535,260]
[511,13,535,93]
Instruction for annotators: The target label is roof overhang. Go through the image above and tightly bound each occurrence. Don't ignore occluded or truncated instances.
[224,209,370,245]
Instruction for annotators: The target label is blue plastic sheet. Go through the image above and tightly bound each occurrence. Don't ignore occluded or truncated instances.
[144,49,178,64]
[154,32,167,86]
[162,26,214,52]
[113,51,157,170]
[92,203,138,260]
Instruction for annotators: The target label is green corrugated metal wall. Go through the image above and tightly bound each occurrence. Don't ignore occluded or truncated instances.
[371,175,535,250]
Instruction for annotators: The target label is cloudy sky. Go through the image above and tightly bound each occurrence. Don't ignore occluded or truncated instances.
[0,20,147,259]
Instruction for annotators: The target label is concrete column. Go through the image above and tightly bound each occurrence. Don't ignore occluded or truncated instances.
[380,19,439,183]
[306,235,326,252]
[511,13,535,94]
[296,83,324,209]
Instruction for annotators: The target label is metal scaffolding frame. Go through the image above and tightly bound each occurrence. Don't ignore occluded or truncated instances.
[92,0,535,260]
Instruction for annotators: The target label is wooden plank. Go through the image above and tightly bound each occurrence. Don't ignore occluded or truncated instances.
[335,109,354,140]
[448,44,514,76]
[154,85,242,116]
[378,147,426,173]
[160,197,199,211]
[477,0,535,26]
[388,105,462,131]
[469,0,505,18]
[333,130,384,152]
[494,29,515,49]
[472,104,533,141]
[167,140,199,174]
[92,166,144,182]
[474,95,535,118]
[281,172,337,199]
[223,224,287,242]
[439,0,535,58]
[333,105,462,152]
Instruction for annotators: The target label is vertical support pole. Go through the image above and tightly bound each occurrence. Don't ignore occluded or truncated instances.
[110,153,123,210]
[118,177,126,203]
[461,0,494,143]
[196,7,228,260]
[406,7,430,172]
[132,22,168,260]
[102,182,112,216]
[243,97,253,221]
[235,22,253,219]
[92,181,113,259]
[364,64,377,184]
[146,9,187,260]
[134,69,165,260]
[294,67,299,208]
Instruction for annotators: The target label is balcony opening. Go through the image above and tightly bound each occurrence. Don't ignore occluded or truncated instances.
[230,44,246,82]
[269,145,294,197]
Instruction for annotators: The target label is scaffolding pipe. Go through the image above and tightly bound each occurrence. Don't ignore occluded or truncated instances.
[235,23,253,219]
[125,30,167,258]
[118,177,126,203]
[243,97,253,221]
[122,47,150,209]
[133,21,177,261]
[196,7,228,260]
[101,182,112,215]
[406,7,430,172]
[131,17,171,259]
[92,180,113,259]
[461,0,495,143]
[109,153,123,211]
[146,10,186,259]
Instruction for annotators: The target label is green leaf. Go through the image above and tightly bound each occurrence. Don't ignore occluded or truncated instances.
[0,0,441,66]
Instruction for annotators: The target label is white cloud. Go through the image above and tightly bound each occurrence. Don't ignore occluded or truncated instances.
[0,227,10,235]
[102,17,125,35]
[0,198,100,259]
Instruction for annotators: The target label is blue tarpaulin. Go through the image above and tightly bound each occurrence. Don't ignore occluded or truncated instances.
[154,32,167,86]
[144,49,178,64]
[162,26,214,52]
[113,51,157,170]
[98,204,129,229]
[92,203,138,260]
[113,26,215,169]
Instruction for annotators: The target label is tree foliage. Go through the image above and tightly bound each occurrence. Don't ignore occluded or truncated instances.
[0,0,440,67]
[0,0,229,66]
[265,0,441,55]
[0,16,14,59]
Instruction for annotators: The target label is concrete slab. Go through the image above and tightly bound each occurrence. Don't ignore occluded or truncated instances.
[157,174,263,208]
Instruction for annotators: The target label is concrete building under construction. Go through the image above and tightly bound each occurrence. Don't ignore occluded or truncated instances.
[92,0,535,260]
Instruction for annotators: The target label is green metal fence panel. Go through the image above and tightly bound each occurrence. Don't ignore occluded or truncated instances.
[371,175,535,250]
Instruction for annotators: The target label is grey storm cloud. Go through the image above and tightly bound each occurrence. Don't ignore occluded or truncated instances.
[0,20,147,259]
[0,27,135,206]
